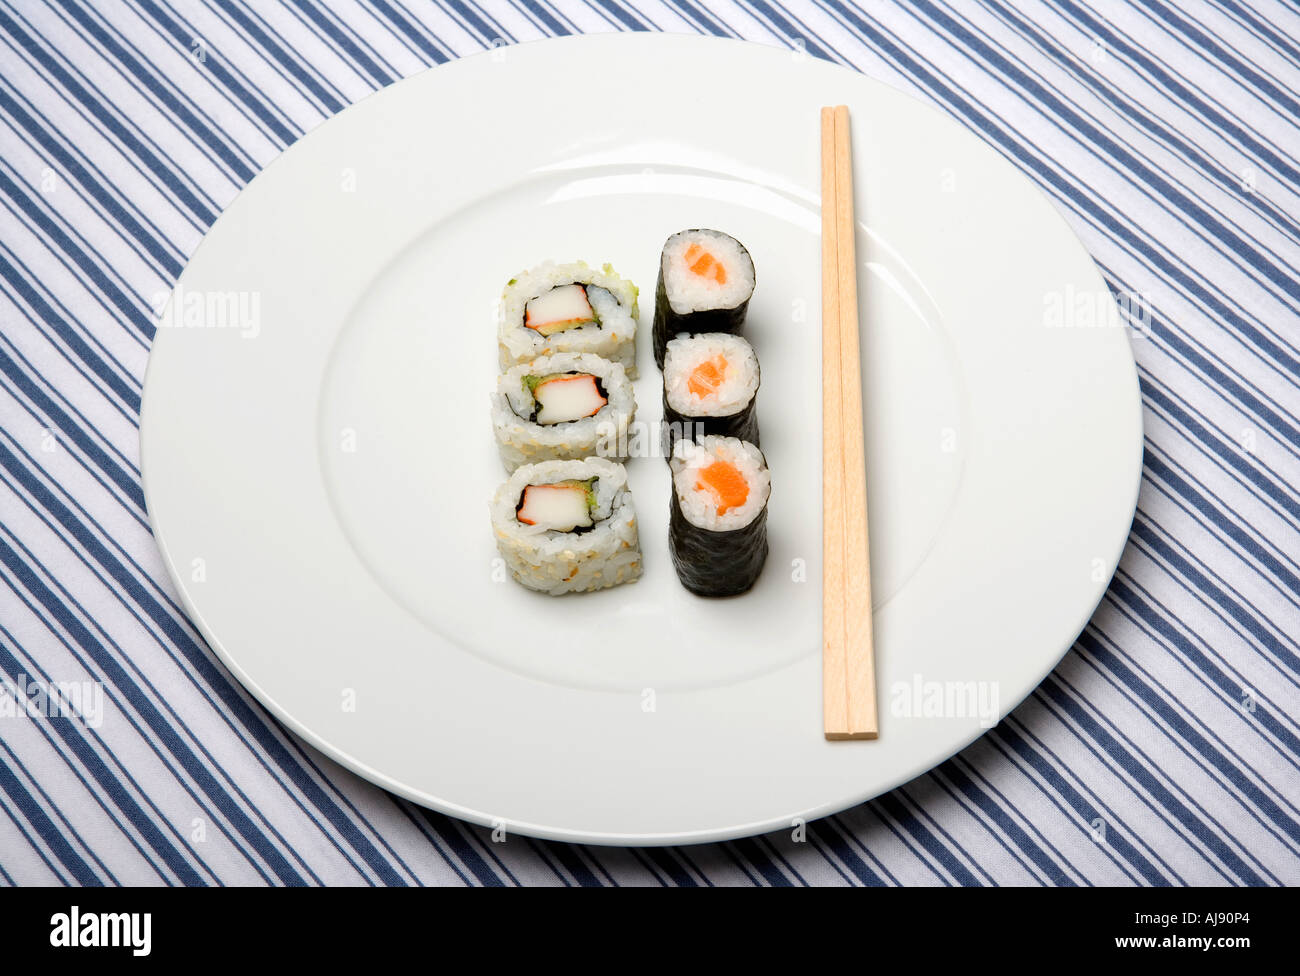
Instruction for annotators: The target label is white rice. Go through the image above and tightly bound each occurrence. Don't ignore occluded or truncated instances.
[661,229,755,315]
[663,334,759,417]
[498,261,639,378]
[490,353,635,473]
[489,457,642,595]
[670,435,770,531]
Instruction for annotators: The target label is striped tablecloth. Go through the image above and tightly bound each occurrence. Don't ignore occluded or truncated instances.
[2,0,1297,887]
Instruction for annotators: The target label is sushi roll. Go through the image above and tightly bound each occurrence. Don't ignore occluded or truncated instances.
[653,229,755,368]
[491,352,636,473]
[662,333,760,456]
[498,261,640,378]
[490,457,642,595]
[668,436,770,597]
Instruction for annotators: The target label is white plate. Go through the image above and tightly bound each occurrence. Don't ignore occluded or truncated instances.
[140,33,1142,845]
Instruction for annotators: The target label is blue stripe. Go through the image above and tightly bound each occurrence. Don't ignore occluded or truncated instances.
[0,454,337,885]
[1113,557,1300,752]
[0,8,220,222]
[517,0,574,34]
[938,761,1078,884]
[129,0,301,144]
[0,737,120,885]
[512,0,571,35]
[0,88,185,277]
[0,344,145,508]
[638,846,703,886]
[903,0,1300,338]
[51,0,260,179]
[1144,443,1300,603]
[289,0,394,86]
[875,793,982,885]
[1128,519,1300,685]
[993,721,1170,884]
[366,0,453,63]
[1080,625,1300,850]
[589,0,651,32]
[1039,673,1269,884]
[0,634,174,885]
[1134,0,1300,122]
[1106,279,1300,456]
[0,626,208,885]
[0,535,303,884]
[980,0,1300,245]
[811,816,891,885]
[0,253,142,414]
[1213,0,1300,69]
[0,624,210,885]
[442,0,508,43]
[929,0,1300,315]
[1139,371,1299,526]
[0,738,103,885]
[0,238,146,384]
[1144,452,1300,598]
[0,436,413,885]
[0,170,154,338]
[1048,0,1300,185]
[211,1,347,114]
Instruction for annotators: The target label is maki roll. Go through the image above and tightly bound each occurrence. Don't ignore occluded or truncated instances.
[662,333,760,456]
[653,229,755,368]
[668,436,770,597]
[491,352,636,472]
[490,457,642,595]
[498,261,640,378]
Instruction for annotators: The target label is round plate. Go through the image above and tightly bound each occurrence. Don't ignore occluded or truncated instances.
[141,33,1142,845]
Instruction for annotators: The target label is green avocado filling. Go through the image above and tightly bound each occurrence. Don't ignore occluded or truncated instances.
[559,477,598,512]
[522,371,588,396]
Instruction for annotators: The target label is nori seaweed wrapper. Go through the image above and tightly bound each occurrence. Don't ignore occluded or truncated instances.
[669,485,769,597]
[661,393,760,459]
[652,233,755,368]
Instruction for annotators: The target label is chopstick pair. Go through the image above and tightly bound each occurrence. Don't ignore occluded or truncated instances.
[821,106,878,741]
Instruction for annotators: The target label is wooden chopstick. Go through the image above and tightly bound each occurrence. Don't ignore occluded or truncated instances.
[822,105,879,741]
[820,107,849,739]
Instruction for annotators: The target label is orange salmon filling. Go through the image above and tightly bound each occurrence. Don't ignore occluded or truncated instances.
[683,243,728,285]
[696,459,749,515]
[687,356,728,398]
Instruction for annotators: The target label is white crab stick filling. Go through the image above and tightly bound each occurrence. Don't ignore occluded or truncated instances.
[524,284,595,336]
[534,374,607,425]
[516,482,593,531]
